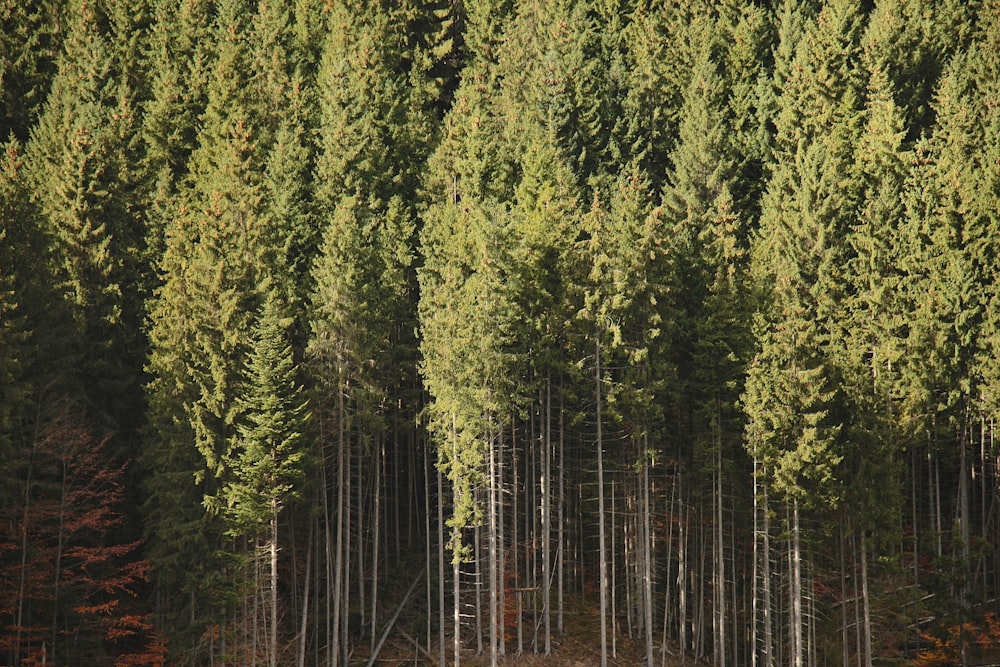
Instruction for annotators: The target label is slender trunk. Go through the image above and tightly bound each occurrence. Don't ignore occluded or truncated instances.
[861,531,872,667]
[437,459,446,667]
[499,426,507,657]
[558,389,565,636]
[513,421,522,655]
[761,473,773,667]
[474,524,483,655]
[611,478,617,656]
[679,480,687,664]
[297,518,313,667]
[596,341,609,667]
[453,545,461,667]
[715,423,726,667]
[452,418,462,667]
[663,467,677,667]
[840,524,849,667]
[270,506,279,667]
[489,427,499,667]
[424,438,432,654]
[371,437,382,653]
[643,447,654,667]
[331,370,347,667]
[543,377,552,655]
[790,500,802,667]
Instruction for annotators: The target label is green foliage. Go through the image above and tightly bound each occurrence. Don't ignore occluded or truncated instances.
[223,288,309,535]
[0,0,65,140]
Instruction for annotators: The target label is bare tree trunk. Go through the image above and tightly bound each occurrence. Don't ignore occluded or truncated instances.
[452,420,462,667]
[643,446,654,667]
[715,424,726,667]
[474,524,483,655]
[790,500,802,667]
[499,426,507,657]
[558,389,565,636]
[611,477,617,657]
[663,467,677,667]
[332,370,346,667]
[542,378,552,655]
[761,471,773,667]
[438,459,446,667]
[861,532,873,667]
[488,427,500,667]
[297,518,313,667]
[596,341,609,667]
[840,524,849,667]
[270,505,279,667]
[371,437,383,653]
[678,480,687,664]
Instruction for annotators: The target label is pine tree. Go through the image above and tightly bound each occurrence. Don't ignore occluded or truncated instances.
[143,0,272,655]
[226,286,309,667]
[26,0,147,430]
[744,2,866,664]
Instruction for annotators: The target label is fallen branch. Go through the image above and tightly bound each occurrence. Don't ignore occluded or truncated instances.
[365,571,425,667]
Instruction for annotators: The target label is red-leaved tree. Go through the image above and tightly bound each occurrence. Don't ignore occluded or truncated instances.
[0,406,163,666]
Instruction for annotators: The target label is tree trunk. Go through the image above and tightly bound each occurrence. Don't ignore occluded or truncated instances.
[861,531,872,667]
[596,341,609,667]
[790,500,802,667]
[489,426,499,667]
[438,459,446,667]
[643,447,654,667]
[270,505,279,667]
[543,377,552,655]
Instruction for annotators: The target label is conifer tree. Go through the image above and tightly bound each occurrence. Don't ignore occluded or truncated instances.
[143,0,273,654]
[744,2,866,664]
[26,0,146,430]
[226,286,309,667]
[838,62,912,665]
[662,14,754,663]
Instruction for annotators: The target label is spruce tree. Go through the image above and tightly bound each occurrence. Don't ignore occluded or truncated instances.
[143,0,272,654]
[26,0,146,430]
[744,2,866,663]
[226,286,309,667]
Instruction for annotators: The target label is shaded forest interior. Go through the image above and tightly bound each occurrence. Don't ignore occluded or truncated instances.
[4,0,1000,665]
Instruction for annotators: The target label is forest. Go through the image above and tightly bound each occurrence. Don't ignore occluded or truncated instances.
[2,0,1000,665]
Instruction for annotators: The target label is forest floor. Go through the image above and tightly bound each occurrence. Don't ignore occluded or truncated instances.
[358,590,706,667]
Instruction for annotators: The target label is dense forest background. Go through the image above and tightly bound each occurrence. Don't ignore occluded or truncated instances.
[3,0,1000,665]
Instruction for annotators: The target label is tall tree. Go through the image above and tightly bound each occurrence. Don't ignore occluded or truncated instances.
[744,2,866,665]
[224,286,309,667]
[26,0,147,432]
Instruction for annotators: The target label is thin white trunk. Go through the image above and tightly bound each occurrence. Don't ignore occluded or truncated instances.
[437,460,446,667]
[678,481,687,664]
[861,532,872,667]
[332,370,346,667]
[596,341,609,667]
[761,473,773,667]
[791,500,802,667]
[543,378,552,655]
[715,426,726,667]
[296,518,312,667]
[270,507,279,667]
[643,450,654,667]
[488,427,499,667]
[371,438,382,652]
[558,391,565,636]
